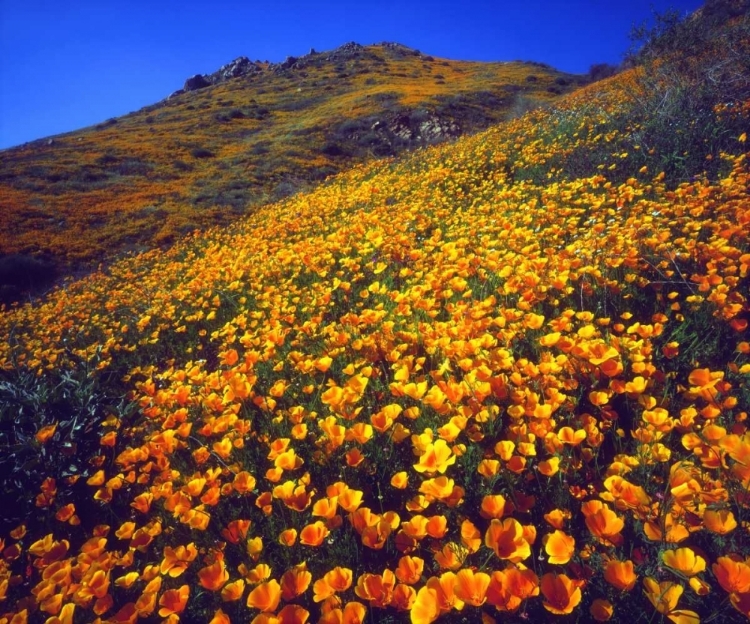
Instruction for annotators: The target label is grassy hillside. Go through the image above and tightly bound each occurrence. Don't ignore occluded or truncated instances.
[0,43,579,294]
[1,12,750,624]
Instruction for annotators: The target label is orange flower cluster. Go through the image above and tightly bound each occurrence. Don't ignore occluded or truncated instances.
[1,55,749,624]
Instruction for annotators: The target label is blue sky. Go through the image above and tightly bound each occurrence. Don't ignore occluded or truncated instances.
[0,0,704,149]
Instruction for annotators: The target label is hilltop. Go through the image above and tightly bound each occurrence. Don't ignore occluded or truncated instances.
[0,42,581,300]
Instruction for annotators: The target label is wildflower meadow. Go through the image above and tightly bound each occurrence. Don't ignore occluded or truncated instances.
[1,16,750,624]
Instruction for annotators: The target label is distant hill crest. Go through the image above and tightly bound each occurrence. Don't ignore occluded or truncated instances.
[170,42,428,98]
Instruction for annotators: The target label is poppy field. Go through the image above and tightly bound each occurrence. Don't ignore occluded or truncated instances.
[1,19,750,624]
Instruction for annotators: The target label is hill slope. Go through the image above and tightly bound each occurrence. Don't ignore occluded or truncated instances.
[0,42,580,286]
[1,9,750,617]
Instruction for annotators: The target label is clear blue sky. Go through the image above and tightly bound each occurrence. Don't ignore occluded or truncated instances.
[0,0,704,150]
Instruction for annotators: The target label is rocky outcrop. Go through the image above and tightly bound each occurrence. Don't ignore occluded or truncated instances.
[173,42,430,98]
[179,57,261,94]
[184,74,211,91]
[209,56,260,82]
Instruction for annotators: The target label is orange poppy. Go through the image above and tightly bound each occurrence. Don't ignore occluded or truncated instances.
[425,515,447,539]
[581,500,624,545]
[453,568,491,606]
[391,472,409,489]
[433,542,466,570]
[395,556,424,585]
[662,548,706,576]
[160,543,198,577]
[300,521,329,546]
[642,577,698,622]
[460,519,481,553]
[540,573,583,615]
[246,579,281,612]
[480,494,506,519]
[314,567,353,602]
[312,497,339,520]
[703,509,737,534]
[198,556,229,591]
[246,537,263,560]
[544,530,575,565]
[221,578,246,602]
[484,518,531,563]
[410,586,439,624]
[279,528,298,546]
[603,559,637,591]
[413,439,456,474]
[209,608,231,624]
[221,519,252,544]
[280,563,312,601]
[354,569,396,608]
[158,585,189,617]
[713,556,750,594]
[486,566,539,612]
[537,457,560,477]
[590,598,614,621]
[426,572,464,613]
[392,584,416,611]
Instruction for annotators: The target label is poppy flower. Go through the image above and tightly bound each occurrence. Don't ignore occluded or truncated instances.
[486,566,538,611]
[480,494,506,519]
[314,567,353,603]
[425,515,447,539]
[454,568,491,606]
[246,579,281,612]
[198,556,229,591]
[391,583,416,611]
[280,563,312,601]
[590,598,614,621]
[36,424,57,444]
[434,542,467,570]
[354,570,396,607]
[538,457,560,476]
[221,578,246,602]
[337,488,364,512]
[581,500,624,546]
[246,564,272,584]
[703,509,737,534]
[643,577,699,622]
[460,519,481,553]
[544,530,575,565]
[158,585,189,617]
[276,604,310,623]
[279,528,298,546]
[396,556,424,585]
[484,518,531,563]
[247,537,263,560]
[391,472,409,489]
[300,521,329,546]
[713,556,750,594]
[413,439,456,474]
[603,559,637,591]
[540,573,584,614]
[662,548,706,576]
[160,543,198,577]
[410,586,439,624]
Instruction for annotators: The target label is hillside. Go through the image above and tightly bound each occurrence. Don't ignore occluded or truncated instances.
[0,42,580,296]
[1,8,750,624]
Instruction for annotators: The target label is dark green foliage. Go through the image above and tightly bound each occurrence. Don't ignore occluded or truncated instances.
[0,364,135,534]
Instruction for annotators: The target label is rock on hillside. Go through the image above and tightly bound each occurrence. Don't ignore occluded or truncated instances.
[170,42,431,97]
